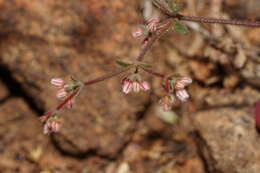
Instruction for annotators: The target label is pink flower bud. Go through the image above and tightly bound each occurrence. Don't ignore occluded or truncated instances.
[122,80,133,94]
[140,81,150,91]
[66,99,73,109]
[132,28,143,38]
[159,95,175,112]
[56,88,67,99]
[51,78,65,88]
[43,120,61,135]
[147,17,160,33]
[176,89,189,102]
[141,39,149,48]
[133,82,141,93]
[175,77,192,90]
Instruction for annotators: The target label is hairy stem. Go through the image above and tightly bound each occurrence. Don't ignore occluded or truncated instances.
[178,15,260,27]
[84,67,132,86]
[140,66,166,78]
[152,0,260,27]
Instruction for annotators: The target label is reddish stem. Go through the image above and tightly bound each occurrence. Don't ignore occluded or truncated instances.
[179,15,260,27]
[56,87,80,111]
[152,0,260,27]
[84,67,132,86]
[140,67,166,78]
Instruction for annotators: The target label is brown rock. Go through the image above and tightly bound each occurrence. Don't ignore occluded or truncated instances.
[0,0,149,157]
[0,80,8,100]
[0,98,47,173]
[193,108,260,173]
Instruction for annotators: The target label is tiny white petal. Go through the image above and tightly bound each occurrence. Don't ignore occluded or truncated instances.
[176,90,189,102]
[133,82,141,93]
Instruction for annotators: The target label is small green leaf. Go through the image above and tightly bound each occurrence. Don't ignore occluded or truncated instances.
[169,1,183,13]
[169,79,175,90]
[115,59,132,67]
[172,20,189,34]
[139,62,152,68]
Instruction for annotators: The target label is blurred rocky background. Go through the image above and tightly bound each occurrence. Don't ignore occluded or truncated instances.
[0,0,259,172]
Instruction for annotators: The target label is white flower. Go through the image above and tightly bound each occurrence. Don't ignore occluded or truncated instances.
[176,89,189,102]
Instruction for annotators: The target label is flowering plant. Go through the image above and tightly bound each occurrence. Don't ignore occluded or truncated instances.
[39,0,260,134]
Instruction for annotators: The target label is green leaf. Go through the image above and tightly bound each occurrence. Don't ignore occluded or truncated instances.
[115,59,132,67]
[172,20,189,34]
[169,1,183,13]
[169,79,175,90]
[139,62,152,68]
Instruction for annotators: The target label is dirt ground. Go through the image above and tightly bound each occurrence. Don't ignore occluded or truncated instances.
[0,0,259,173]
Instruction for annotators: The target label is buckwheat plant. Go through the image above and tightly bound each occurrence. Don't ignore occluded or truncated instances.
[40,0,260,134]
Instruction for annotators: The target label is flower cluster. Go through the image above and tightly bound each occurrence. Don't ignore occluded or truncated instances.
[132,17,161,47]
[122,73,150,94]
[51,78,79,108]
[160,77,192,111]
[39,77,83,134]
[132,17,160,38]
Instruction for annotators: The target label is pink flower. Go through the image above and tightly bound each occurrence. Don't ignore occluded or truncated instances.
[140,81,150,91]
[122,77,150,94]
[51,78,65,88]
[176,89,189,102]
[56,88,67,99]
[132,28,143,38]
[159,95,175,112]
[66,99,73,109]
[43,120,61,135]
[175,77,192,90]
[147,17,160,33]
[122,79,133,94]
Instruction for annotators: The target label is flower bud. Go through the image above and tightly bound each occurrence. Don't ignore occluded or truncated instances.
[147,17,160,33]
[133,82,141,93]
[43,120,61,135]
[176,89,189,102]
[56,88,67,99]
[122,80,133,94]
[159,95,175,112]
[51,78,65,88]
[140,81,150,91]
[175,77,192,90]
[66,99,73,109]
[132,28,143,38]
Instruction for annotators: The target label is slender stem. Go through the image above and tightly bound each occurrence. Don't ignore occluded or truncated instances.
[151,0,260,27]
[84,67,132,86]
[178,15,260,27]
[140,66,166,78]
